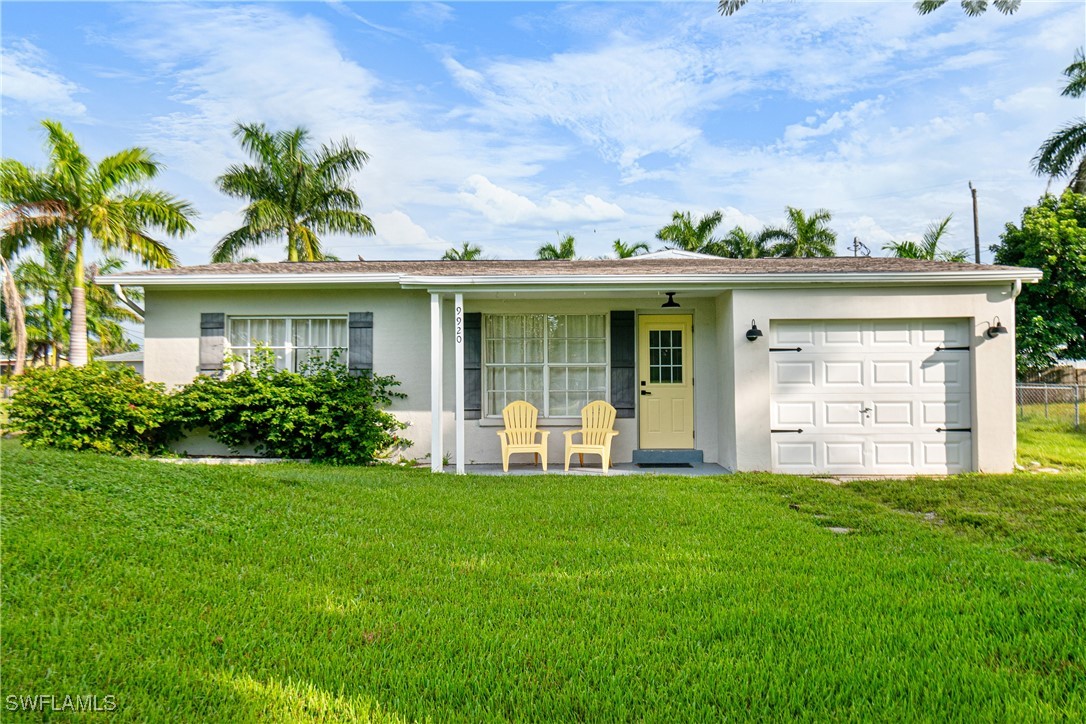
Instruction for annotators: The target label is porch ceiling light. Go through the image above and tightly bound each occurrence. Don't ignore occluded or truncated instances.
[746,320,763,342]
[661,292,680,309]
[986,317,1008,338]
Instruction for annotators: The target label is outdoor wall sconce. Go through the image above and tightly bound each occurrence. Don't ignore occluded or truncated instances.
[746,320,763,342]
[986,317,1008,338]
[661,292,680,309]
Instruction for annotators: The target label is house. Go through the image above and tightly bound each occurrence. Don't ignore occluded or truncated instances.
[96,350,144,376]
[99,250,1042,475]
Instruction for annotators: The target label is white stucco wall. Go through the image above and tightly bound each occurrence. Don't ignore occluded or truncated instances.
[721,284,1019,473]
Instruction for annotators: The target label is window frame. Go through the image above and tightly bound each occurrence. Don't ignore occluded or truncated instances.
[482,312,611,419]
[225,315,349,373]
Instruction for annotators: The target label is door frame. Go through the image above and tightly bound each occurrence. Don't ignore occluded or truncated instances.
[636,312,695,449]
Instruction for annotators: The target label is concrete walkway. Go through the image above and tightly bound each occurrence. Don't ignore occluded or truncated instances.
[443,462,731,476]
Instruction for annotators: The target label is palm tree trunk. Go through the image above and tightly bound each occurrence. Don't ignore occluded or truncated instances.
[69,235,89,367]
[0,256,27,375]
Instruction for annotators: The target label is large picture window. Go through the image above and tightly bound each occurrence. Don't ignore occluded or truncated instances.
[484,314,608,417]
[228,317,348,372]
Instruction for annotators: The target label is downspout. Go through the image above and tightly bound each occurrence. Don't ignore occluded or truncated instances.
[113,284,145,319]
[1011,278,1023,299]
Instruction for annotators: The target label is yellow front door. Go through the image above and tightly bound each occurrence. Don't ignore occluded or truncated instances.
[638,314,694,449]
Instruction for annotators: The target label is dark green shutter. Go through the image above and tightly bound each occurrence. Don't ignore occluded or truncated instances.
[348,312,373,376]
[199,313,225,377]
[610,311,635,418]
[464,312,482,419]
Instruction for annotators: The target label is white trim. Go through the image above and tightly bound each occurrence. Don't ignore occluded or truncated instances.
[99,269,1043,289]
[454,293,465,475]
[430,293,443,473]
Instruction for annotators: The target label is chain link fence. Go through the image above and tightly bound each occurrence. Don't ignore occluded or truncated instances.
[1016,383,1083,430]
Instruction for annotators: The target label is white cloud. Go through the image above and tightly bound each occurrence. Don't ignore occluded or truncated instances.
[0,40,85,116]
[458,174,624,226]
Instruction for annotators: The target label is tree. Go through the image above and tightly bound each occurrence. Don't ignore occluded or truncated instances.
[1032,48,1086,194]
[613,239,650,258]
[991,190,1086,373]
[442,242,483,260]
[718,0,1020,16]
[213,123,375,263]
[759,207,837,258]
[882,215,969,262]
[537,234,577,260]
[712,226,771,258]
[1,120,194,367]
[0,254,26,374]
[9,241,141,366]
[656,210,723,253]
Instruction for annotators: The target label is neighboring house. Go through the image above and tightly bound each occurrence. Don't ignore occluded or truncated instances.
[96,350,144,376]
[99,250,1042,475]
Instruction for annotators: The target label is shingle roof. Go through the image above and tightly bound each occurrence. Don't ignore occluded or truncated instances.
[103,256,1028,278]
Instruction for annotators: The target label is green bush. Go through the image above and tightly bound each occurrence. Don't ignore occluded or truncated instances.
[7,363,175,455]
[169,352,407,465]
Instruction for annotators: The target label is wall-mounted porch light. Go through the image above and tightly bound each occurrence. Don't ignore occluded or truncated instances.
[746,320,763,342]
[661,292,680,309]
[985,317,1008,338]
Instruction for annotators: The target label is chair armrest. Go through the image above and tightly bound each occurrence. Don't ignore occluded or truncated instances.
[538,430,551,443]
[496,430,509,442]
[605,430,620,439]
[563,429,583,442]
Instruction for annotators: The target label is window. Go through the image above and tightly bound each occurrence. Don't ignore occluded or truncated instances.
[648,329,683,383]
[227,317,348,372]
[484,313,608,417]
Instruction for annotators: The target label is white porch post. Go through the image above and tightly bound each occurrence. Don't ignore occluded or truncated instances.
[430,292,444,472]
[454,293,465,474]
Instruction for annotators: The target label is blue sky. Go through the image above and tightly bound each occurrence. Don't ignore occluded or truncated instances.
[2,1,1084,265]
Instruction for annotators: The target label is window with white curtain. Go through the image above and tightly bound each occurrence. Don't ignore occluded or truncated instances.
[484,313,608,417]
[227,317,348,372]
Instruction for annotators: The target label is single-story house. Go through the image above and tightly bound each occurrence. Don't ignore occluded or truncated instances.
[96,350,144,376]
[99,250,1042,475]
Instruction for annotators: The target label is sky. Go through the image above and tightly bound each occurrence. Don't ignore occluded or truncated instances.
[2,0,1084,266]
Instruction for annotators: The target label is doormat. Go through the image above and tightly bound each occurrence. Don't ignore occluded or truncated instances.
[635,462,694,468]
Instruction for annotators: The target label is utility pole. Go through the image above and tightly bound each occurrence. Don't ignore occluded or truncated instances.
[969,181,980,264]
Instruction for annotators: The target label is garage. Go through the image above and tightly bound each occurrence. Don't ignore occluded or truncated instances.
[769,319,973,475]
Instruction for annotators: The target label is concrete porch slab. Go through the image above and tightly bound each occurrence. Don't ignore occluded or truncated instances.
[442,462,731,476]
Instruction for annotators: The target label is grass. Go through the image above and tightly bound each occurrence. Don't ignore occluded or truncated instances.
[1017,413,1086,471]
[2,440,1085,721]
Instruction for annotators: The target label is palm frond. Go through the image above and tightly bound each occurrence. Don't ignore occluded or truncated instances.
[1032,119,1086,179]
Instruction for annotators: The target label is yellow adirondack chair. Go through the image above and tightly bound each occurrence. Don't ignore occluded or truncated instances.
[496,401,550,472]
[563,400,619,472]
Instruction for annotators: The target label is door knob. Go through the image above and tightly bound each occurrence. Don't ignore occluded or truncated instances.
[641,390,652,396]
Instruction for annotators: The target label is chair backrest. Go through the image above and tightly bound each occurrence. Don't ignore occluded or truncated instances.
[501,401,540,445]
[580,400,617,446]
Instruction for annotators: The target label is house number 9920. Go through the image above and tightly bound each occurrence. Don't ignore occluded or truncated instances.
[455,305,463,344]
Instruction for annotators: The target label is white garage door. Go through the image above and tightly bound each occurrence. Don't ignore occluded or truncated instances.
[769,319,972,475]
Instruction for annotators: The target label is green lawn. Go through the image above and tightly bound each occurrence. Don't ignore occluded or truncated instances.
[2,440,1085,721]
[1018,414,1086,471]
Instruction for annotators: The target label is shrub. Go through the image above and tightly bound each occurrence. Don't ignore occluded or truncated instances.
[7,363,176,455]
[169,351,406,465]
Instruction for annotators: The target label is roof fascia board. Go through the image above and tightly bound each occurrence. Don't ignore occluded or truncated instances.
[98,269,1043,289]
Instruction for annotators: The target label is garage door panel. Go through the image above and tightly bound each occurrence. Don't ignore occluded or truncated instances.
[769,318,973,475]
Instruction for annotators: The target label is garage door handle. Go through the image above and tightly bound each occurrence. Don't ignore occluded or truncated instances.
[936,427,972,432]
[936,346,970,351]
[771,428,804,433]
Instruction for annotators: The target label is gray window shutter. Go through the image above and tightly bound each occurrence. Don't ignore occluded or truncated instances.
[199,313,225,377]
[610,311,635,418]
[348,312,373,376]
[464,312,482,419]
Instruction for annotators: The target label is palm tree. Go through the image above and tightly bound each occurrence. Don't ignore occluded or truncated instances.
[1033,48,1086,194]
[760,207,837,258]
[1,120,194,366]
[712,226,770,258]
[442,242,483,260]
[537,234,577,260]
[613,239,651,258]
[719,0,1021,16]
[882,215,968,262]
[656,210,723,253]
[214,123,375,263]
